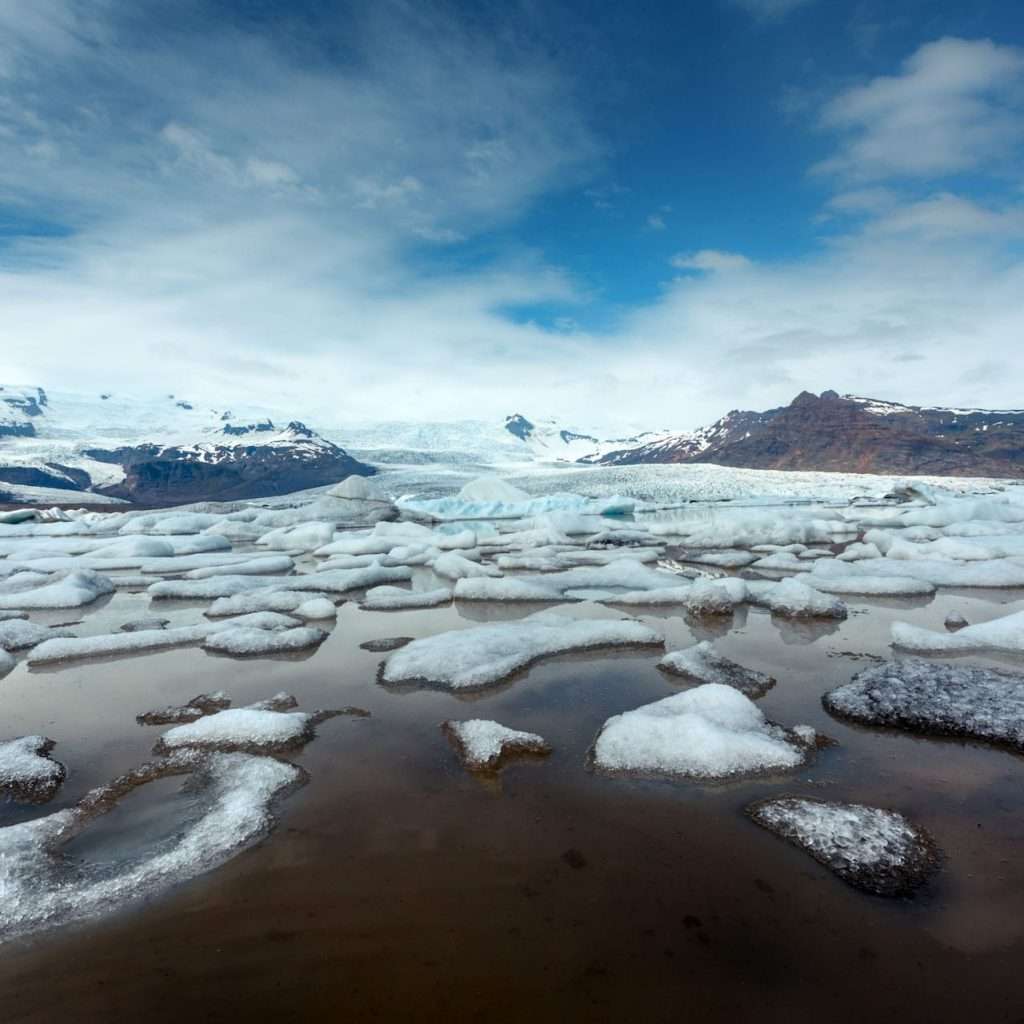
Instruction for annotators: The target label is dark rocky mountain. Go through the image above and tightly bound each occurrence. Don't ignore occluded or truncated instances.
[83,422,374,504]
[596,391,1024,477]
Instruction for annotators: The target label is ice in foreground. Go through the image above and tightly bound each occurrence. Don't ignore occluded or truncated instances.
[0,751,301,940]
[155,707,323,753]
[748,797,939,896]
[824,659,1024,752]
[592,684,816,780]
[202,626,328,657]
[0,570,114,610]
[443,720,551,770]
[891,609,1024,655]
[0,736,66,803]
[380,611,663,690]
[658,642,776,698]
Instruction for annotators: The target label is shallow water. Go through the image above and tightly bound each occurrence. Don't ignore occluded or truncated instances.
[3,560,1024,1021]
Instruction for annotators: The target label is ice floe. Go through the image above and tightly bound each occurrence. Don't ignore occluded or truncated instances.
[293,597,338,620]
[443,719,551,770]
[0,619,75,651]
[891,609,1024,654]
[658,642,776,697]
[381,611,663,690]
[0,569,114,609]
[360,585,452,610]
[748,796,939,896]
[824,659,1024,752]
[0,736,66,803]
[0,751,302,940]
[592,683,817,780]
[202,625,328,657]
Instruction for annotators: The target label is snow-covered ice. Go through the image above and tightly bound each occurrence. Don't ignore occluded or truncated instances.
[293,597,337,620]
[592,683,816,780]
[0,736,66,803]
[891,609,1024,654]
[748,797,939,896]
[0,619,75,651]
[443,719,551,770]
[824,659,1024,752]
[202,626,328,657]
[0,570,114,610]
[156,707,318,753]
[360,586,452,610]
[381,611,663,690]
[658,642,776,698]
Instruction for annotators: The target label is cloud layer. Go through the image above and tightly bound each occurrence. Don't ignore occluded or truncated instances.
[1,5,1023,433]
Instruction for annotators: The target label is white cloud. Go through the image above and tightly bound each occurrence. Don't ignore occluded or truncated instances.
[671,250,752,272]
[646,213,666,230]
[729,0,815,21]
[815,37,1024,180]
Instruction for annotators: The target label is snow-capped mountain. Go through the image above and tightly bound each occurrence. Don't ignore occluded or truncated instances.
[0,386,372,505]
[501,413,675,462]
[595,390,1024,478]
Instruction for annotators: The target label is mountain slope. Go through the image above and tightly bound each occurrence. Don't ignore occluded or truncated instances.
[0,387,372,504]
[597,391,1024,477]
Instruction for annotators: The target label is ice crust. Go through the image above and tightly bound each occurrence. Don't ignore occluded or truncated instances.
[443,719,551,769]
[0,570,114,609]
[748,797,938,896]
[360,586,452,610]
[381,611,663,690]
[0,736,66,803]
[824,659,1024,751]
[658,642,776,697]
[202,626,328,656]
[891,609,1024,654]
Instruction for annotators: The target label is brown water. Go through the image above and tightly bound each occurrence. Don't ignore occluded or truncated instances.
[3,582,1024,1022]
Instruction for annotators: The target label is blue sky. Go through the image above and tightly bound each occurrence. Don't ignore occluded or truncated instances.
[1,0,1023,431]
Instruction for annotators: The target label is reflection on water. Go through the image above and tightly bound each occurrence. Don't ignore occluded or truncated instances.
[2,550,1024,1021]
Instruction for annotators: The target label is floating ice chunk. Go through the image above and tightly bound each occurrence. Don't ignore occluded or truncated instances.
[119,512,223,535]
[381,611,663,690]
[327,474,375,499]
[316,552,388,570]
[360,585,452,610]
[457,477,531,503]
[684,578,748,615]
[891,609,1024,654]
[0,611,28,622]
[658,642,776,698]
[294,598,337,620]
[28,623,231,664]
[650,514,838,548]
[432,552,501,581]
[443,719,551,770]
[0,620,75,652]
[121,617,171,632]
[809,575,936,596]
[359,636,413,653]
[686,550,759,569]
[156,708,317,753]
[202,626,328,657]
[539,560,689,597]
[592,683,814,779]
[751,551,807,572]
[399,491,636,522]
[838,542,883,562]
[186,556,295,579]
[220,611,303,630]
[0,649,14,679]
[137,692,232,725]
[495,553,567,572]
[206,590,329,617]
[453,577,561,602]
[0,751,301,940]
[748,797,939,896]
[810,555,1024,588]
[602,586,696,605]
[0,736,66,803]
[287,564,413,594]
[148,575,276,600]
[0,570,114,610]
[944,612,969,631]
[257,522,336,552]
[823,659,1024,751]
[747,578,848,619]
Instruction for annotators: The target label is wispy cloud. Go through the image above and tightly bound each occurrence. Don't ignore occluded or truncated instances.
[728,0,815,22]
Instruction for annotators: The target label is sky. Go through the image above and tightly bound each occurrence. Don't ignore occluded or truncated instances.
[1,0,1023,433]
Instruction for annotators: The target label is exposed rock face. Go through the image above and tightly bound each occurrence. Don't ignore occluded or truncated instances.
[504,413,535,441]
[598,391,1024,477]
[85,426,375,504]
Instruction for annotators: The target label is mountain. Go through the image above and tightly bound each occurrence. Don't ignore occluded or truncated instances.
[594,390,1024,477]
[0,386,373,505]
[501,413,674,462]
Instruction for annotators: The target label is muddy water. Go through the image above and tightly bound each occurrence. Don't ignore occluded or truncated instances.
[3,579,1024,1022]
